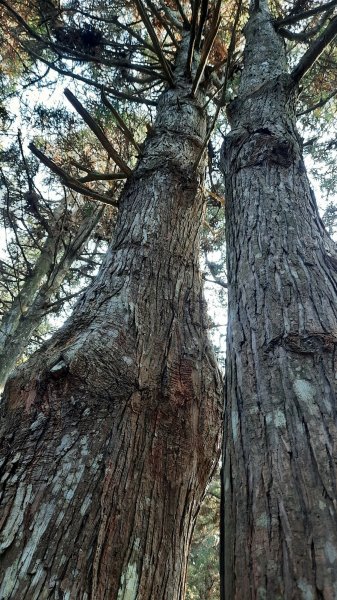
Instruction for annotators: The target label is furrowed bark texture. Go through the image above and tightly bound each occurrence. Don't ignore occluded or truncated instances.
[0,206,103,390]
[0,76,223,597]
[221,6,337,599]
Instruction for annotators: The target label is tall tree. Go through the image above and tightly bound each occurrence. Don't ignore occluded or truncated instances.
[0,1,225,598]
[221,0,337,597]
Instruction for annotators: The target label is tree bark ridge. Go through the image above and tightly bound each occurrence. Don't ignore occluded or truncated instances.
[222,5,337,599]
[0,76,222,599]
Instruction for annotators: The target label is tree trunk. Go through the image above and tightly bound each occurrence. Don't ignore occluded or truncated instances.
[221,3,337,598]
[0,71,222,598]
[0,206,103,390]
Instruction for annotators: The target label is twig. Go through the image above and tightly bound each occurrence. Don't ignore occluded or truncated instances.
[297,87,337,115]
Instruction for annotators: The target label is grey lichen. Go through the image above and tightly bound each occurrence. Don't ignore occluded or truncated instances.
[117,562,139,600]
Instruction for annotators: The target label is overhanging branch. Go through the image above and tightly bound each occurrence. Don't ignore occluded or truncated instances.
[1,0,160,77]
[291,14,337,83]
[101,90,141,153]
[16,39,157,106]
[191,0,222,96]
[275,0,337,28]
[297,87,337,115]
[64,88,132,176]
[133,0,175,86]
[29,143,119,207]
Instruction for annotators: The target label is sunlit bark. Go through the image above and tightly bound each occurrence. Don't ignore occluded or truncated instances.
[222,4,337,598]
[0,53,222,599]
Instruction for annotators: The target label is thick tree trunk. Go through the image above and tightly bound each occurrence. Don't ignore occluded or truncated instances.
[0,206,103,390]
[221,4,337,599]
[0,72,222,598]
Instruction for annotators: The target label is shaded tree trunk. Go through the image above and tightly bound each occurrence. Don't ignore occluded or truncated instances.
[0,64,222,598]
[221,3,337,598]
[0,206,103,390]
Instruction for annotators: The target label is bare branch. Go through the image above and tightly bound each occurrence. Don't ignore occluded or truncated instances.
[205,258,227,288]
[143,0,179,46]
[278,7,335,41]
[186,0,201,78]
[291,14,337,83]
[204,277,228,288]
[278,26,317,41]
[29,143,119,207]
[133,0,175,86]
[297,87,337,115]
[157,0,185,29]
[195,0,209,49]
[171,0,190,28]
[101,90,141,153]
[15,39,157,106]
[191,0,222,96]
[17,131,51,234]
[275,0,337,27]
[194,0,243,168]
[64,88,132,176]
[79,172,128,183]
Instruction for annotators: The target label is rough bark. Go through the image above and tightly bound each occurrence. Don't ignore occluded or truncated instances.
[0,62,222,598]
[221,4,337,599]
[0,206,103,390]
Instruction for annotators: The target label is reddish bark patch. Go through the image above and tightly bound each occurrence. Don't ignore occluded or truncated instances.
[167,360,195,407]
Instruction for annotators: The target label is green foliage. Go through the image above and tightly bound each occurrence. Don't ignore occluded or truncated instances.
[186,471,221,600]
